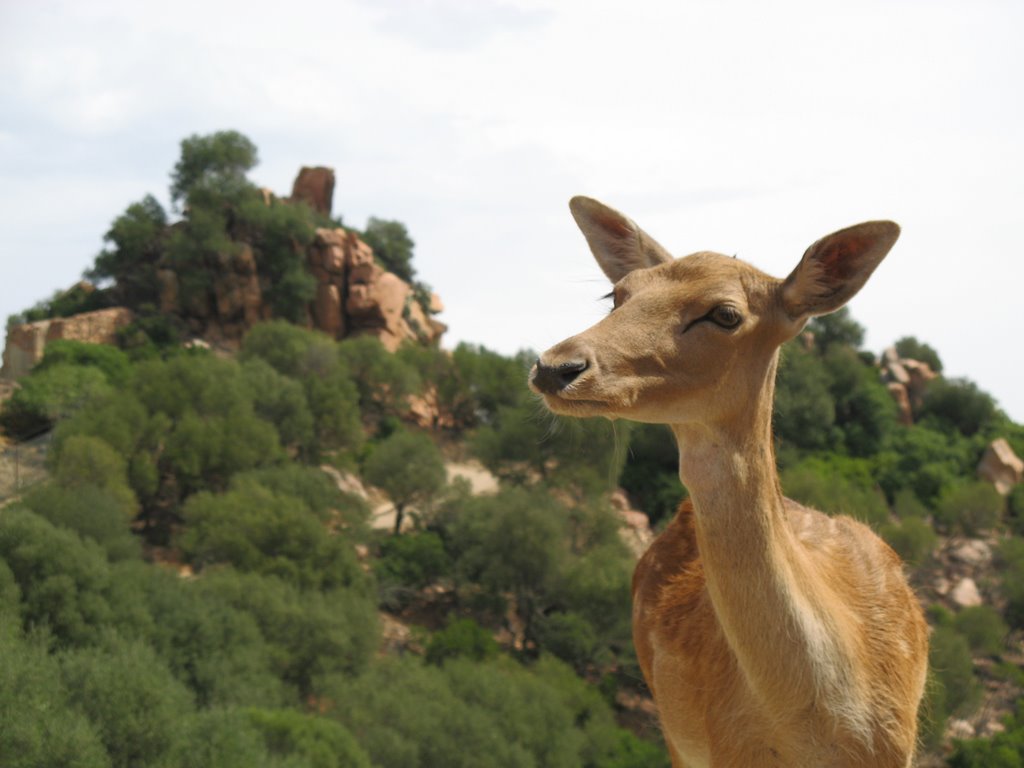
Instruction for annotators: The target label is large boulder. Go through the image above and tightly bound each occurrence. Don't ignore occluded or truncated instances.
[978,438,1024,495]
[290,166,335,217]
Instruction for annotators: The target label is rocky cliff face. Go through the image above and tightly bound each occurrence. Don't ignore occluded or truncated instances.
[154,168,445,351]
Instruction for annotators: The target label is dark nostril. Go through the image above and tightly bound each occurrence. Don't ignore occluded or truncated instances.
[532,358,589,394]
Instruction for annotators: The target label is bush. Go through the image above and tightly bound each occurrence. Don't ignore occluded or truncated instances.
[246,707,372,768]
[953,605,1008,657]
[377,531,451,591]
[0,630,109,768]
[197,570,378,699]
[919,377,998,437]
[998,537,1024,629]
[0,364,111,439]
[20,484,139,561]
[935,481,1003,535]
[781,456,889,527]
[537,612,600,670]
[618,423,685,527]
[37,340,132,386]
[930,626,982,719]
[60,633,193,768]
[426,619,499,666]
[879,517,936,567]
[0,508,115,648]
[773,342,836,452]
[178,483,362,591]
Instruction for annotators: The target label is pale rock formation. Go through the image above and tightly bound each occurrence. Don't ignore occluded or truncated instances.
[879,347,939,421]
[950,577,983,608]
[609,489,655,558]
[1,307,134,379]
[977,438,1024,495]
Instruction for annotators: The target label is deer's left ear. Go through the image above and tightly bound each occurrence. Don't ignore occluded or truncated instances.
[781,220,900,321]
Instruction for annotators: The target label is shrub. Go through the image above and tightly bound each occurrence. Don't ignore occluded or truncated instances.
[178,484,362,591]
[0,364,111,439]
[0,630,109,768]
[60,633,193,768]
[426,618,499,666]
[935,481,1003,535]
[953,605,1008,657]
[930,626,982,718]
[377,531,452,592]
[781,456,889,527]
[879,517,936,567]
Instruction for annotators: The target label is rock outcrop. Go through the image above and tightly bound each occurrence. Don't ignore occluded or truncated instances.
[308,226,446,352]
[977,438,1024,495]
[879,347,939,424]
[610,489,655,558]
[290,166,335,217]
[1,307,134,379]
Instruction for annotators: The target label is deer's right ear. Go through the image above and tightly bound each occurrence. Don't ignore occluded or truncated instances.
[569,196,673,283]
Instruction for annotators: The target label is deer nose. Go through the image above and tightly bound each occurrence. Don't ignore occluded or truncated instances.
[531,358,589,395]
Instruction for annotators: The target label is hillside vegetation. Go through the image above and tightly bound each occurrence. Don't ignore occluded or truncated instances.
[2,131,1024,767]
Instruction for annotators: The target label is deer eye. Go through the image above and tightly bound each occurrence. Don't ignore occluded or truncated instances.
[709,305,742,329]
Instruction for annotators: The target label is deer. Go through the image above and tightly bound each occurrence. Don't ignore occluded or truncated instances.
[529,197,929,768]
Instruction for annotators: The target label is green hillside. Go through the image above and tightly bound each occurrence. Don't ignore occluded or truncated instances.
[1,132,1023,767]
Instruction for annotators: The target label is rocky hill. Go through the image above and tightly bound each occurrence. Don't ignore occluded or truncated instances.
[2,165,445,380]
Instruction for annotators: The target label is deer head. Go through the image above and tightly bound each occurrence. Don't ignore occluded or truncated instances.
[529,196,899,429]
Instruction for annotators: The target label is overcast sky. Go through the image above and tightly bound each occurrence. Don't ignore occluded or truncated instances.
[2,0,1022,421]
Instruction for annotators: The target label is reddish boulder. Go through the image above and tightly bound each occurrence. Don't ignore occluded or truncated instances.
[291,167,335,217]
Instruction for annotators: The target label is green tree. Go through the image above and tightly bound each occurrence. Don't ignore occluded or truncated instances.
[87,194,168,308]
[879,517,936,567]
[236,194,317,322]
[773,342,836,452]
[36,340,132,386]
[197,570,377,699]
[893,336,943,373]
[0,507,114,649]
[170,130,258,208]
[363,429,446,534]
[425,618,499,666]
[919,377,999,437]
[245,707,372,768]
[953,605,1008,657]
[178,483,362,591]
[337,335,421,423]
[0,630,109,768]
[241,322,363,457]
[360,217,416,283]
[60,633,193,768]
[0,363,111,439]
[618,423,686,526]
[806,307,865,351]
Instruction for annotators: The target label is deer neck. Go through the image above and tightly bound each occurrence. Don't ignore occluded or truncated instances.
[668,355,840,713]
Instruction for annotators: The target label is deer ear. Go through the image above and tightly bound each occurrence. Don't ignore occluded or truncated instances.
[569,196,673,283]
[781,220,899,320]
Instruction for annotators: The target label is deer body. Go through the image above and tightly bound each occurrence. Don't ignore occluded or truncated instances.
[530,198,928,767]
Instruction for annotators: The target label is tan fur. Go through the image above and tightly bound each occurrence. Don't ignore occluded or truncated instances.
[530,198,929,768]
